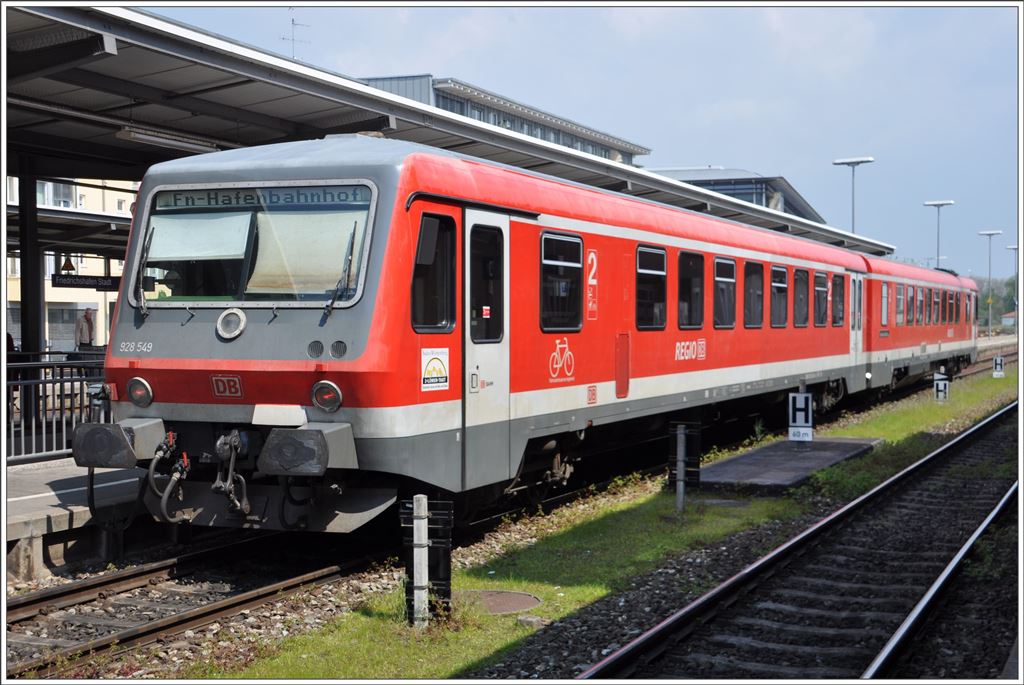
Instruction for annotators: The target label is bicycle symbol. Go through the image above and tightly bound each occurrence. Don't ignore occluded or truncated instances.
[548,336,575,377]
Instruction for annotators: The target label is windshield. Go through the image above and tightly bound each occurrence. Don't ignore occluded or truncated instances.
[137,184,373,304]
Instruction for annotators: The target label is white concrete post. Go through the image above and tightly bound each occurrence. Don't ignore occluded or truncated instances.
[412,494,429,629]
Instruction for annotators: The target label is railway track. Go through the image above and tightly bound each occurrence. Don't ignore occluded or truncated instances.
[5,535,383,679]
[580,401,1018,680]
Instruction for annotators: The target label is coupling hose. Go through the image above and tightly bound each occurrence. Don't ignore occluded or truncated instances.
[159,471,190,524]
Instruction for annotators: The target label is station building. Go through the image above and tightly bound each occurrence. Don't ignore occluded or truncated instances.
[647,167,826,223]
[361,74,650,166]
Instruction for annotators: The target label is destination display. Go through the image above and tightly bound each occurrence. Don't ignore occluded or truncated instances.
[154,185,370,210]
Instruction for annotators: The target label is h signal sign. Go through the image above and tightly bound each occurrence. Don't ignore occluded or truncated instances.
[933,373,949,402]
[993,356,1005,378]
[788,392,813,442]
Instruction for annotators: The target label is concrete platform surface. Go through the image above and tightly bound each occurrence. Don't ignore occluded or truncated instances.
[978,334,1018,353]
[700,437,882,492]
[6,458,147,541]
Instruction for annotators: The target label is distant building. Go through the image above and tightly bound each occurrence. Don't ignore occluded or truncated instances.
[646,167,826,223]
[1001,311,1016,328]
[361,74,650,166]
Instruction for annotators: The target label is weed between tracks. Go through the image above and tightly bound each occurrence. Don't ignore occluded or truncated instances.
[185,366,1017,680]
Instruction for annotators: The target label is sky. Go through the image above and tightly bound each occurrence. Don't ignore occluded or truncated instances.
[150,4,1021,282]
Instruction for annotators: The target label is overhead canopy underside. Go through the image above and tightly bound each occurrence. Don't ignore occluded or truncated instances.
[5,6,895,258]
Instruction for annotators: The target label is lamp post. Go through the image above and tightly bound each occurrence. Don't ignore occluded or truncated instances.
[833,157,874,234]
[1008,244,1019,336]
[924,200,954,268]
[978,230,1002,338]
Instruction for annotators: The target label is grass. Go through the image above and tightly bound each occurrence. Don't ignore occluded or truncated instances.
[800,365,1018,502]
[188,364,1018,679]
[203,488,798,679]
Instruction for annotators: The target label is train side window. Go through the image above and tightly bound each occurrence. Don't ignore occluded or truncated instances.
[895,284,904,326]
[832,274,844,326]
[713,257,736,329]
[880,282,889,327]
[907,286,915,325]
[974,293,979,322]
[636,246,667,330]
[540,233,583,332]
[793,269,809,327]
[955,292,961,323]
[678,251,704,329]
[770,266,788,327]
[744,262,764,328]
[469,225,503,343]
[412,214,456,333]
[813,272,828,327]
[947,291,954,323]
[932,289,940,325]
[918,287,926,324]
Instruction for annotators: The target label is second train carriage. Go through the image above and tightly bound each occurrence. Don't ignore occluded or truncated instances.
[72,135,978,532]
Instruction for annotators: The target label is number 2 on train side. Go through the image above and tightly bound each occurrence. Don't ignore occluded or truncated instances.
[587,249,599,320]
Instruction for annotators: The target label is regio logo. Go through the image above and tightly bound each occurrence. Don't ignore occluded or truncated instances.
[674,339,707,361]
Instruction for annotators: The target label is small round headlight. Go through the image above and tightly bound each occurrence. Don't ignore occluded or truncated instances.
[312,380,342,412]
[127,377,153,408]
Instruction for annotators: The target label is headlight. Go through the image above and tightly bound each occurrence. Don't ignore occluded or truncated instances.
[311,380,343,412]
[127,377,154,407]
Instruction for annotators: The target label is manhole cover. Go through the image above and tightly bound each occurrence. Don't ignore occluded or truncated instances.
[455,590,542,615]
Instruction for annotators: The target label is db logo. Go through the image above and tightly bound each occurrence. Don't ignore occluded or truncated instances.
[211,375,243,398]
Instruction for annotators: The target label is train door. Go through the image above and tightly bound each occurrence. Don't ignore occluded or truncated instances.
[462,209,511,488]
[850,272,865,369]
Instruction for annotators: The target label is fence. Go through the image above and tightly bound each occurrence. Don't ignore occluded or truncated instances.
[6,351,108,464]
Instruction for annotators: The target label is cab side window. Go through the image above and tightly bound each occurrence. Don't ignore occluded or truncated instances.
[411,214,455,332]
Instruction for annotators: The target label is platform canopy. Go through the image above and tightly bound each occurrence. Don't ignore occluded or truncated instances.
[6,6,895,257]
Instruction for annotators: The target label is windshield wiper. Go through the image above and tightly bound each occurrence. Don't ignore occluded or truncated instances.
[323,224,357,319]
[135,223,156,318]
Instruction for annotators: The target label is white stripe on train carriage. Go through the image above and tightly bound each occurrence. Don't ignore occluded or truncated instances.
[112,345,975,440]
[519,213,866,275]
[509,352,853,421]
[862,339,975,363]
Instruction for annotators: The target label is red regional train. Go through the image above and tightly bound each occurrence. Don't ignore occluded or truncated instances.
[73,135,979,532]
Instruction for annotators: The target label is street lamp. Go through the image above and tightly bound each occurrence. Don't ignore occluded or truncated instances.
[924,200,954,268]
[1008,244,1019,336]
[833,157,874,234]
[978,230,1002,338]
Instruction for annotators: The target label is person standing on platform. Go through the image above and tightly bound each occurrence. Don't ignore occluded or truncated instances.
[75,308,95,351]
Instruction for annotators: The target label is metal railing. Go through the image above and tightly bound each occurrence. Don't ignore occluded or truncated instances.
[6,350,109,464]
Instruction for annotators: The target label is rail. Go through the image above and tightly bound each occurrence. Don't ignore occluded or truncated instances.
[861,480,1019,678]
[5,351,109,464]
[579,400,1018,679]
